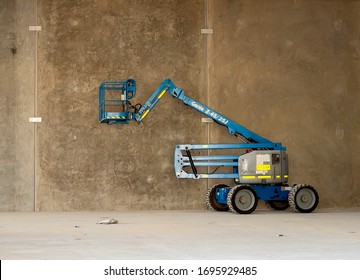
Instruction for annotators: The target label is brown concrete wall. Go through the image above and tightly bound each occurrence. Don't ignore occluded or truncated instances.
[208,0,360,208]
[0,0,36,211]
[1,0,359,211]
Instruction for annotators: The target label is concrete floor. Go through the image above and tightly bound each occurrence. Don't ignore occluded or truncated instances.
[0,209,359,260]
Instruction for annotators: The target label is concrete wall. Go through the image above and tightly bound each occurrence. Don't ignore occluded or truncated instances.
[0,0,359,211]
[36,0,207,210]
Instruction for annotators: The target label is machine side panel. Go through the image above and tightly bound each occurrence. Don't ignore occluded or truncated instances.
[238,151,288,184]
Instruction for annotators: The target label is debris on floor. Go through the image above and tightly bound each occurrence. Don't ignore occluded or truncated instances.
[97,218,118,225]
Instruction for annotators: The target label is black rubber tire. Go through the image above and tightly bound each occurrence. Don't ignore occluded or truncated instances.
[227,185,258,214]
[206,184,230,212]
[289,184,319,213]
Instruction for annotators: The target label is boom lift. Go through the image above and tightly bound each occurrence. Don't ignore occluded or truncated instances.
[99,79,319,214]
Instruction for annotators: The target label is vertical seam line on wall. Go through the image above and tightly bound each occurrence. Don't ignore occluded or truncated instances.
[15,0,19,211]
[34,0,38,212]
[205,0,210,189]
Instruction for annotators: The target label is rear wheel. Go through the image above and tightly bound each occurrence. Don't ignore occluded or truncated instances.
[227,185,258,214]
[289,184,319,213]
[206,184,229,212]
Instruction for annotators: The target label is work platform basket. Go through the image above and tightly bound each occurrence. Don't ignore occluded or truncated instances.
[98,79,136,124]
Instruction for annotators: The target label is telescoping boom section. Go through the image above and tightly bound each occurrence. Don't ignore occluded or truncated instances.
[135,79,278,146]
[98,78,319,214]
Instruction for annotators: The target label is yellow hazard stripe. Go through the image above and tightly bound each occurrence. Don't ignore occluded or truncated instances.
[242,175,256,179]
[157,89,167,99]
[141,109,150,120]
[258,175,272,179]
[242,175,274,179]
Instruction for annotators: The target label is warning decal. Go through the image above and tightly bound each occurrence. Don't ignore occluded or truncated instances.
[256,153,271,174]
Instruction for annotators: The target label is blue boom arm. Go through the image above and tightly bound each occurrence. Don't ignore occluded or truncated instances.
[98,78,284,149]
[134,79,279,146]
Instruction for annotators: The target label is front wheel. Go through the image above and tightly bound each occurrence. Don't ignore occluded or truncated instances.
[288,184,319,213]
[227,185,258,214]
